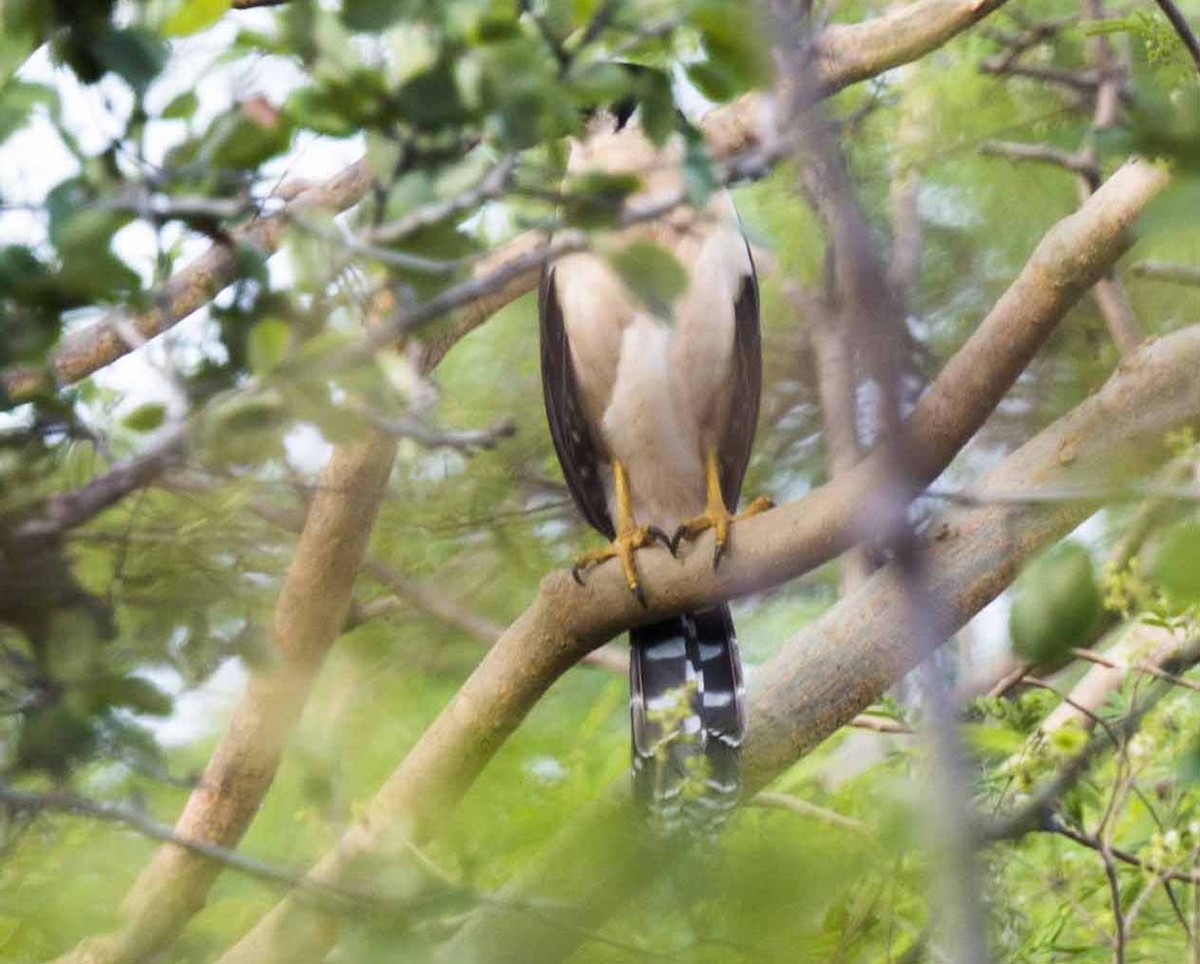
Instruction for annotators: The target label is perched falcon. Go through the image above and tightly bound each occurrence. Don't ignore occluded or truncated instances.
[539,107,769,814]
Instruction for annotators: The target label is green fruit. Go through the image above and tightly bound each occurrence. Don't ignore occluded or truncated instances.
[1148,520,1200,605]
[1009,540,1101,664]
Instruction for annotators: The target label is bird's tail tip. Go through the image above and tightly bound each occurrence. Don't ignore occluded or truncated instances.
[629,605,746,825]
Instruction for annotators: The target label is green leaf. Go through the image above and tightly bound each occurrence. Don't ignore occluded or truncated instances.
[964,722,1023,757]
[1148,520,1200,605]
[606,241,689,318]
[1009,540,1101,665]
[122,402,167,432]
[342,0,416,32]
[682,128,717,207]
[0,80,56,145]
[91,675,174,716]
[395,58,469,129]
[205,100,293,169]
[247,319,291,374]
[639,68,676,147]
[163,0,231,37]
[692,1,771,94]
[204,391,288,466]
[1179,736,1200,783]
[561,171,641,228]
[685,61,742,102]
[93,26,168,95]
[161,89,198,120]
[286,86,360,137]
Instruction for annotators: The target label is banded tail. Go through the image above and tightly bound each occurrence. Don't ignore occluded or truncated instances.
[629,604,746,817]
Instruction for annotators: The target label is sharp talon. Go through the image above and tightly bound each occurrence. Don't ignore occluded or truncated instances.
[633,582,647,608]
[572,565,586,586]
[669,527,686,555]
[713,540,726,569]
[647,526,674,555]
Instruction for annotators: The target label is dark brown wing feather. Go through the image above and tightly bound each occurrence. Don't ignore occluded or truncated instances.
[539,266,615,539]
[718,251,762,510]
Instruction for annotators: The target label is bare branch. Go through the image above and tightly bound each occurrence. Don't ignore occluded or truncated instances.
[752,792,870,833]
[849,713,911,734]
[369,414,517,454]
[816,0,1011,94]
[11,424,186,543]
[1131,261,1200,287]
[979,60,1101,92]
[0,782,414,911]
[1048,819,1200,886]
[980,140,1099,178]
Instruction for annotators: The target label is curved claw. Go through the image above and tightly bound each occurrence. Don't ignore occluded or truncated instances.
[713,539,727,570]
[647,526,675,556]
[572,564,587,586]
[632,581,647,608]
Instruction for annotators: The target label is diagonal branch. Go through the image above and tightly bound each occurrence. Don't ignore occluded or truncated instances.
[2,162,374,402]
[209,157,1168,964]
[11,424,187,543]
[443,323,1200,964]
[50,432,398,964]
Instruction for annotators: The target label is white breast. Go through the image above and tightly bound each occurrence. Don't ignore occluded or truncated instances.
[555,124,753,531]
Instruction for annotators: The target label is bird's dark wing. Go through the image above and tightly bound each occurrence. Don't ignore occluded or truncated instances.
[539,266,615,539]
[718,252,762,510]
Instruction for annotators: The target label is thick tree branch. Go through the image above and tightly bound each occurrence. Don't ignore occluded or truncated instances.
[815,0,1011,94]
[442,324,1200,964]
[209,158,1168,964]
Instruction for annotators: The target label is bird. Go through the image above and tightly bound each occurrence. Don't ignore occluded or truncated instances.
[539,104,769,817]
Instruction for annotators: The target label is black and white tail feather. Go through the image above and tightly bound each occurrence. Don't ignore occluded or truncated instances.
[630,604,745,821]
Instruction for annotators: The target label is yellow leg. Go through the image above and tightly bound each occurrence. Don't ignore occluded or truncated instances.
[671,448,773,567]
[572,459,669,604]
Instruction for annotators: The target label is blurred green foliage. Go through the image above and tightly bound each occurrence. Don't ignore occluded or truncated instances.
[1,0,1200,961]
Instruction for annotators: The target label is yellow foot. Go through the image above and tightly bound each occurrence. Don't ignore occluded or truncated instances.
[671,495,774,568]
[572,525,671,606]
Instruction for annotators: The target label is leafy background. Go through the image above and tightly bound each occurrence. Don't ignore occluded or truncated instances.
[2,0,1200,961]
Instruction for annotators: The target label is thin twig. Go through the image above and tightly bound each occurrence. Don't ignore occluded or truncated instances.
[980,140,1099,178]
[1131,261,1200,287]
[0,782,432,912]
[752,792,871,833]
